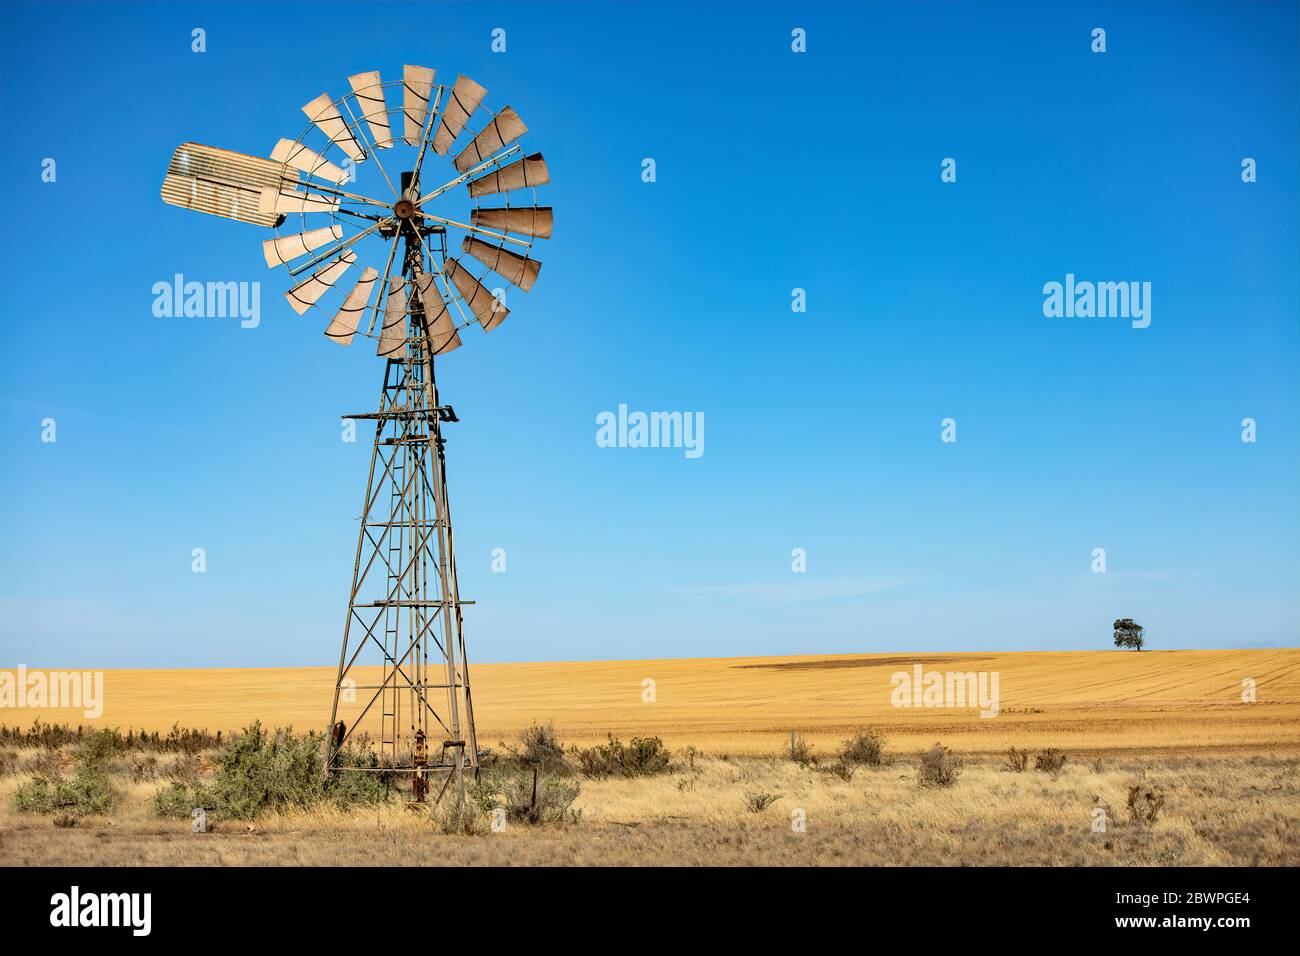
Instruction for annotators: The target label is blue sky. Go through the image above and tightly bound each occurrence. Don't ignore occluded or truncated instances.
[0,0,1296,668]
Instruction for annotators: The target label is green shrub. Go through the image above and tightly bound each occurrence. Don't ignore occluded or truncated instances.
[151,781,215,819]
[469,766,580,825]
[434,796,490,835]
[207,723,390,819]
[13,766,119,817]
[75,729,127,768]
[151,782,191,819]
[209,723,320,819]
[917,743,962,788]
[574,734,670,778]
[327,744,393,809]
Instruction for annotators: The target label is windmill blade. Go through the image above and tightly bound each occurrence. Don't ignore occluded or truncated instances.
[347,71,393,149]
[445,258,509,331]
[467,152,549,198]
[285,251,356,316]
[376,277,408,357]
[160,142,296,227]
[324,267,380,346]
[461,237,541,292]
[453,106,527,173]
[262,225,343,268]
[301,93,366,163]
[271,138,349,184]
[432,75,487,156]
[258,185,340,215]
[470,206,553,239]
[402,65,436,145]
[415,274,463,355]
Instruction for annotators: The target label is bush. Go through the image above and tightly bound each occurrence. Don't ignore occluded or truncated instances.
[744,791,781,812]
[917,743,962,788]
[328,743,393,808]
[75,729,127,768]
[1127,784,1165,826]
[13,766,119,817]
[151,782,190,818]
[506,723,569,773]
[1034,749,1068,774]
[0,749,15,775]
[840,730,887,767]
[574,735,671,779]
[210,723,320,820]
[151,781,215,819]
[1003,747,1030,773]
[788,735,817,767]
[469,766,580,826]
[148,725,388,821]
[209,722,389,820]
[434,796,490,836]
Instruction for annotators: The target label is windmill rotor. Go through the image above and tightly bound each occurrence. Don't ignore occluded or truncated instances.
[161,65,551,356]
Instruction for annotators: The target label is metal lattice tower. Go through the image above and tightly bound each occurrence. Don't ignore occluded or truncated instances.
[325,200,478,798]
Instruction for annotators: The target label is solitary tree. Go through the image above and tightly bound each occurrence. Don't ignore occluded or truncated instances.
[1113,618,1145,651]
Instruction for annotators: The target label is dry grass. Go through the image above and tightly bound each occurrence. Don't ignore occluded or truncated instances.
[5,649,1298,756]
[1,753,1296,866]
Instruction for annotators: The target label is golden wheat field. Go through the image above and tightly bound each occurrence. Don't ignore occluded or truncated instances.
[6,649,1298,754]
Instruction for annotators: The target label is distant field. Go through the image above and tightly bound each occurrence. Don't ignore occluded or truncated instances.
[5,649,1298,755]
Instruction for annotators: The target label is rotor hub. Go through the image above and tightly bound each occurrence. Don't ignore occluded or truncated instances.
[394,197,416,220]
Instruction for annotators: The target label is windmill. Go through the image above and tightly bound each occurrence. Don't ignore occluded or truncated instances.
[160,66,551,801]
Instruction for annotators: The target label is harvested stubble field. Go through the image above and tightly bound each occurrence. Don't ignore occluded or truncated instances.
[1,649,1297,866]
[5,649,1298,754]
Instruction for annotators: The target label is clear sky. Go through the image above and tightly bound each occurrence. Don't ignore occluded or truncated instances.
[0,0,1296,668]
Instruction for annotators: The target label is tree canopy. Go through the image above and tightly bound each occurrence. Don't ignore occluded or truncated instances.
[1113,618,1145,651]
